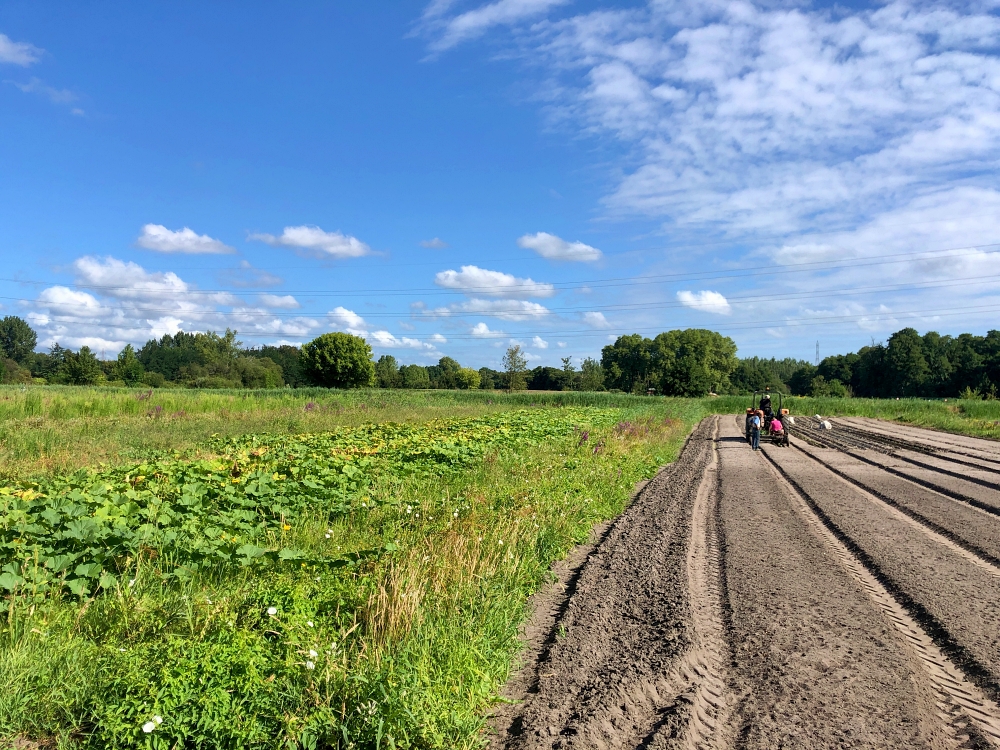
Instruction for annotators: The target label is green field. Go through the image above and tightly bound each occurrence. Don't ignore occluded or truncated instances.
[0,387,997,749]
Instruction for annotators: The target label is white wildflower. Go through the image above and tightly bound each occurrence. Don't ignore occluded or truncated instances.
[325,533,331,539]
[309,649,318,658]
[267,606,277,616]
[306,621,314,627]
[142,721,156,733]
[153,716,163,725]
[305,660,316,670]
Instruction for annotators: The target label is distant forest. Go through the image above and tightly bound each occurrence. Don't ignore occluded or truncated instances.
[0,314,998,399]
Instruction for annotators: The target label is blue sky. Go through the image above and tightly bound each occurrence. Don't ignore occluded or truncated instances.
[3,0,1000,369]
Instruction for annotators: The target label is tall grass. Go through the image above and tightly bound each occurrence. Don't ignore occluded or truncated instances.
[0,387,654,482]
[0,399,703,749]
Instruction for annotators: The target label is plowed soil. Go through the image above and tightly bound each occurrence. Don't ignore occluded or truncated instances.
[489,415,1000,749]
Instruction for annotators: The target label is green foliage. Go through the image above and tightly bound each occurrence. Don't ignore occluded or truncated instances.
[64,347,104,386]
[114,346,145,387]
[602,329,737,395]
[400,364,430,389]
[375,355,402,389]
[0,400,697,748]
[300,333,375,389]
[502,345,527,391]
[0,317,37,364]
[455,367,481,390]
[579,357,605,392]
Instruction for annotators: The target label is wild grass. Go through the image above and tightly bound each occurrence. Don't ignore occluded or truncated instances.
[0,398,702,749]
[0,387,651,482]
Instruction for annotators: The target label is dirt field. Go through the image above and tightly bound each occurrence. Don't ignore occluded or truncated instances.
[491,415,1000,749]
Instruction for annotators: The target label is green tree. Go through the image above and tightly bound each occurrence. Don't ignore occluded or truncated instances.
[431,357,461,389]
[63,346,103,385]
[0,316,37,363]
[234,356,284,388]
[652,329,738,396]
[579,357,605,391]
[247,345,306,387]
[400,364,430,389]
[455,367,481,389]
[114,344,146,386]
[886,328,929,397]
[301,333,375,389]
[478,367,497,390]
[601,334,653,393]
[502,345,528,391]
[375,355,402,388]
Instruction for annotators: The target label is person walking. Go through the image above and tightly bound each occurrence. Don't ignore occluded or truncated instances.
[750,411,761,451]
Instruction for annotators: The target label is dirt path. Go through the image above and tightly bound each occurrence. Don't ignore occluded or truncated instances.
[490,416,1000,749]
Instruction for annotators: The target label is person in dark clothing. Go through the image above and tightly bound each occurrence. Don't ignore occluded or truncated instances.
[750,412,761,451]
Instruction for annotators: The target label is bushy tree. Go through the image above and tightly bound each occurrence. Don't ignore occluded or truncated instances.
[247,345,305,387]
[114,344,145,386]
[400,364,430,389]
[478,367,498,390]
[502,345,528,391]
[428,357,461,389]
[455,367,481,389]
[375,355,402,388]
[63,346,103,385]
[579,357,605,391]
[301,333,375,389]
[0,316,37,363]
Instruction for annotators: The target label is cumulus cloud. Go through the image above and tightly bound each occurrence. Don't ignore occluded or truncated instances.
[582,311,610,328]
[471,321,506,337]
[452,298,550,321]
[676,290,732,315]
[24,255,324,354]
[434,265,554,298]
[517,232,602,262]
[420,237,448,249]
[369,330,440,351]
[259,294,300,309]
[421,0,569,52]
[531,335,548,349]
[430,333,448,343]
[0,33,42,66]
[329,306,369,336]
[251,226,372,259]
[137,224,234,254]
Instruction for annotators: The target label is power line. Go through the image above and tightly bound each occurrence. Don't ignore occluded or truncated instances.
[4,243,1000,297]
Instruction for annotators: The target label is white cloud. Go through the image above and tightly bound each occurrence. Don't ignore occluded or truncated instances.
[557,341,567,348]
[471,321,506,338]
[677,290,732,315]
[137,224,234,254]
[23,255,322,355]
[423,0,569,52]
[429,333,448,343]
[517,232,602,262]
[10,77,75,104]
[37,287,106,318]
[250,226,371,259]
[434,265,554,298]
[329,306,369,336]
[420,237,448,249]
[453,298,550,321]
[582,311,610,328]
[258,294,300,309]
[0,34,42,66]
[369,330,440,351]
[531,335,549,349]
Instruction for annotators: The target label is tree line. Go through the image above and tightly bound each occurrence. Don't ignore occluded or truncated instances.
[1,314,999,398]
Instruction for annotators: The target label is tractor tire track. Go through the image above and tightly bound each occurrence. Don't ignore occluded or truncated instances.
[492,418,728,750]
[789,439,1000,569]
[797,426,1000,517]
[759,445,1000,748]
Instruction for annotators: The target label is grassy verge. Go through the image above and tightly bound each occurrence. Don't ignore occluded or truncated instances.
[705,395,1000,440]
[0,399,703,749]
